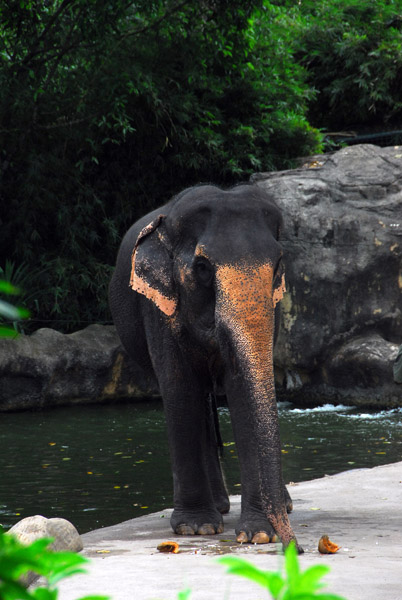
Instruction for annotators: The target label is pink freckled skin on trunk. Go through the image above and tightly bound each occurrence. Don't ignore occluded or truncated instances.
[215,262,276,399]
[215,262,298,549]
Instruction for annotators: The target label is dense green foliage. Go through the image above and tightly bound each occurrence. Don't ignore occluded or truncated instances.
[294,0,402,130]
[1,0,401,331]
[0,0,320,331]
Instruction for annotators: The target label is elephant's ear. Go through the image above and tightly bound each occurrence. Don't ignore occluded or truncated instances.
[272,261,286,307]
[129,215,177,316]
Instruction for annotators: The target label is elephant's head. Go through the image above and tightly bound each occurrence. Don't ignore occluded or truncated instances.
[130,184,285,343]
[129,184,297,547]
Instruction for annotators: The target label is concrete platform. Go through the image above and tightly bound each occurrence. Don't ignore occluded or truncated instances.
[54,462,402,600]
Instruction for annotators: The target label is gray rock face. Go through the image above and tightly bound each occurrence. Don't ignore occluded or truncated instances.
[252,144,402,406]
[0,324,158,411]
[7,515,83,587]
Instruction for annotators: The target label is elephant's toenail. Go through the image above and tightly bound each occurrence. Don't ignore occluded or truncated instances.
[236,531,249,543]
[176,525,195,535]
[198,524,215,535]
[251,531,271,544]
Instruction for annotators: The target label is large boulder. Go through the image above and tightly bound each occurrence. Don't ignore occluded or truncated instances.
[0,324,158,411]
[252,144,402,406]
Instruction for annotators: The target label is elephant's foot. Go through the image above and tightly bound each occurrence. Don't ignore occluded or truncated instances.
[236,510,303,552]
[235,515,278,544]
[171,507,224,536]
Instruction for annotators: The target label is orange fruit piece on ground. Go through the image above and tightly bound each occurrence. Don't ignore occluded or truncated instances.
[318,535,341,554]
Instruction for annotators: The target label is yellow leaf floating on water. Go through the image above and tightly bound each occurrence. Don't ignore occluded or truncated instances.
[96,550,111,554]
[157,541,179,554]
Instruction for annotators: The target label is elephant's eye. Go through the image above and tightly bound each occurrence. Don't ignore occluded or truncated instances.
[273,257,284,286]
[194,260,214,286]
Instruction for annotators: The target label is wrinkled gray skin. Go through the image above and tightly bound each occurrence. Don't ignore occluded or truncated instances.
[109,184,299,549]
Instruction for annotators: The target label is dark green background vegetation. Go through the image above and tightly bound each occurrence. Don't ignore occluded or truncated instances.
[1,0,401,331]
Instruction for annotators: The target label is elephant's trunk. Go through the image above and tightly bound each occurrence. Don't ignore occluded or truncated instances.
[215,261,297,547]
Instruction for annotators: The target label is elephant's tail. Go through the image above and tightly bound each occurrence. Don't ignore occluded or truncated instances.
[209,393,224,457]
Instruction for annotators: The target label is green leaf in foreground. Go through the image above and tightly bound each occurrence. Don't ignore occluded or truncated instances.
[0,281,20,295]
[0,527,109,600]
[217,555,285,598]
[0,326,19,338]
[218,542,348,600]
[0,299,30,321]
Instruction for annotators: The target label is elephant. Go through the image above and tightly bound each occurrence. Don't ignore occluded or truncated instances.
[109,183,299,550]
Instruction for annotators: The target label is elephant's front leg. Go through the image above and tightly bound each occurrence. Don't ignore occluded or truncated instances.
[165,388,225,535]
[155,362,224,535]
[225,373,298,548]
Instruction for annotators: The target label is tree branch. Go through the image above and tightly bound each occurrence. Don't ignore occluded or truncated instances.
[21,0,76,67]
[117,0,193,41]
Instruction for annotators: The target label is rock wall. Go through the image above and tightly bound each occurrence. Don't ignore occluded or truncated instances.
[0,325,158,411]
[252,144,402,406]
[0,144,401,410]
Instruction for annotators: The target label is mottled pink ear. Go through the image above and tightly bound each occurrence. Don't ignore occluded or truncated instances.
[130,215,177,316]
[273,265,286,307]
